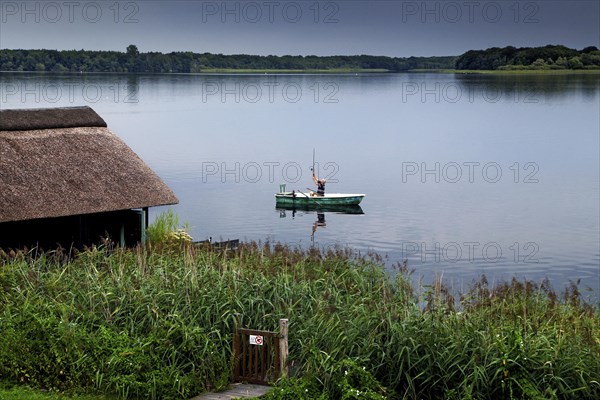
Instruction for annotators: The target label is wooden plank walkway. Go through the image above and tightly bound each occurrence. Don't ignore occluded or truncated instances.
[190,383,272,400]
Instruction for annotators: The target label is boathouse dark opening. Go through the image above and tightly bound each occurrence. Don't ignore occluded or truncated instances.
[0,209,148,250]
[0,106,178,250]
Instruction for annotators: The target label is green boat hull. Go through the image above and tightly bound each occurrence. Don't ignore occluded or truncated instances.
[275,192,364,206]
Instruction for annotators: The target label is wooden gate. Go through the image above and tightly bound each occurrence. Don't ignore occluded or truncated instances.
[233,319,288,385]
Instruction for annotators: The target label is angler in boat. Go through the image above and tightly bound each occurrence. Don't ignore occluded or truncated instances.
[311,168,326,196]
[274,151,365,207]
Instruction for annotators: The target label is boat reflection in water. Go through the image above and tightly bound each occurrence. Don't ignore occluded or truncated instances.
[276,203,364,244]
[276,203,364,218]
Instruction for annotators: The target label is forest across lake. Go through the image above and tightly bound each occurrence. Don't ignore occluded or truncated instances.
[1,44,599,73]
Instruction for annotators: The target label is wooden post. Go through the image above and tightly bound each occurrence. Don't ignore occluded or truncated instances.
[279,318,289,377]
[140,208,148,244]
[119,223,125,248]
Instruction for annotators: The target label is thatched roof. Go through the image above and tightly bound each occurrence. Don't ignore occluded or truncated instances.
[0,106,178,223]
[0,106,107,131]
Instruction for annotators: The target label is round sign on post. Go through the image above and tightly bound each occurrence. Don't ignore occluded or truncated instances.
[249,334,264,346]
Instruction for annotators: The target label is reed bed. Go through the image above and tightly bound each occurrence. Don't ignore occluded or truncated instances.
[0,243,598,399]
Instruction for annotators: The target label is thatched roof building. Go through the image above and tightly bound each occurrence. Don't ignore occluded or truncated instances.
[0,106,178,248]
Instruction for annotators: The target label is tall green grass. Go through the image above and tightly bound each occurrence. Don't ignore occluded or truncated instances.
[0,382,114,400]
[146,209,192,246]
[0,244,598,399]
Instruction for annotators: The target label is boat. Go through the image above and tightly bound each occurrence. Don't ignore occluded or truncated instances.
[274,150,365,209]
[275,191,365,206]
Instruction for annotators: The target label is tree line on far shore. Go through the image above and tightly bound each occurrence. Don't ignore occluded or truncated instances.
[456,44,600,70]
[0,45,454,73]
[0,44,598,73]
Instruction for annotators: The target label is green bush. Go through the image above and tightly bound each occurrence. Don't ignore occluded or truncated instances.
[146,210,191,246]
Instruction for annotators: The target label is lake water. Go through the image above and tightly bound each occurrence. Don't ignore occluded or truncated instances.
[1,72,599,297]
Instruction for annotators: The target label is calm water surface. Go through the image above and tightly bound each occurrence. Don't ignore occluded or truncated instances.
[1,72,599,297]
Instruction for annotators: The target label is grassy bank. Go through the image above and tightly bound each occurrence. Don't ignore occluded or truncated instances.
[411,69,600,75]
[0,244,598,399]
[197,68,390,74]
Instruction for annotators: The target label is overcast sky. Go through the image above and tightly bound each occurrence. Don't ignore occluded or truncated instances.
[0,1,598,56]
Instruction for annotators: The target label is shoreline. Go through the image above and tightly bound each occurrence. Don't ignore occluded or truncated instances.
[412,68,600,74]
[0,68,392,75]
[2,68,600,75]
